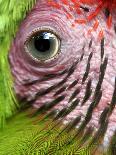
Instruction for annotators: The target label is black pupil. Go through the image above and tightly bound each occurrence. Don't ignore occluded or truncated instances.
[34,32,51,52]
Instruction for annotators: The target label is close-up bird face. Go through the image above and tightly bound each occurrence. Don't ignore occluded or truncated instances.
[0,0,116,154]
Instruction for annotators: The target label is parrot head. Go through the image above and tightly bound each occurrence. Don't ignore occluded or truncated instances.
[0,0,116,154]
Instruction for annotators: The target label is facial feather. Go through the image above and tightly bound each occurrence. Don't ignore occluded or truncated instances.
[9,0,116,153]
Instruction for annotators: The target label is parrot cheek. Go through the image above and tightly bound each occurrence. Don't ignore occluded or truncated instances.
[9,0,116,149]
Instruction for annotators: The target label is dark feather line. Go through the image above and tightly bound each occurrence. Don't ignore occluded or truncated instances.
[25,58,82,110]
[54,98,80,120]
[93,90,102,108]
[75,90,102,136]
[89,39,92,49]
[40,95,65,112]
[53,85,67,96]
[80,52,84,61]
[43,58,80,96]
[36,85,56,97]
[104,8,110,18]
[24,55,83,105]
[66,59,80,79]
[109,77,116,114]
[40,110,58,122]
[22,79,40,86]
[76,126,94,148]
[100,56,108,73]
[81,79,92,106]
[40,69,68,82]
[80,5,90,12]
[101,38,104,60]
[86,90,102,122]
[53,108,68,120]
[46,99,80,133]
[23,69,68,86]
[68,88,80,103]
[67,79,79,90]
[27,78,67,105]
[99,106,109,124]
[59,88,102,145]
[94,57,108,99]
[89,120,108,147]
[66,115,81,133]
[88,52,93,62]
[64,99,80,117]
[56,115,81,138]
[33,95,65,117]
[82,63,90,84]
[82,52,93,83]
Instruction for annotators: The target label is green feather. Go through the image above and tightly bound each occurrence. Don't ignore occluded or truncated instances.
[0,110,87,155]
[0,0,37,128]
[0,109,111,155]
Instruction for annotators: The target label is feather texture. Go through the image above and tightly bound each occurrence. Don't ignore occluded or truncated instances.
[0,0,37,128]
[0,109,113,155]
[0,110,92,155]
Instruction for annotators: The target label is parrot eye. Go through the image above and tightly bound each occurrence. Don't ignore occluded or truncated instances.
[25,30,61,61]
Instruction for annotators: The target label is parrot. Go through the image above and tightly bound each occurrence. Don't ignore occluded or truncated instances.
[0,0,116,154]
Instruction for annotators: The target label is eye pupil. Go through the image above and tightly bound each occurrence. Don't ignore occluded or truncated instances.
[34,32,51,52]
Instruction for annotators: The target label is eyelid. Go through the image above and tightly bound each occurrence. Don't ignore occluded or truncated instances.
[24,27,61,44]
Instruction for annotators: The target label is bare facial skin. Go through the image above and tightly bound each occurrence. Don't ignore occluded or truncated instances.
[9,0,116,151]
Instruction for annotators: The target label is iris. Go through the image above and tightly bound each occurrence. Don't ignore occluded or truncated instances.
[26,31,61,61]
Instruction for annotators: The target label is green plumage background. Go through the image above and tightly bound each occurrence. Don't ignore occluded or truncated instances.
[0,0,115,154]
[0,0,36,128]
